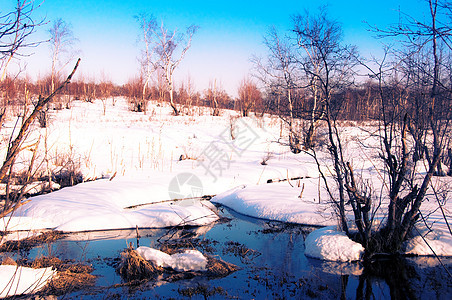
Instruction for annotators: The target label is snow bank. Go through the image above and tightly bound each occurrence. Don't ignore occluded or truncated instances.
[212,181,452,259]
[136,246,207,271]
[1,179,218,232]
[1,98,450,262]
[304,226,364,262]
[1,230,44,243]
[0,265,55,298]
[405,229,452,256]
[211,181,335,226]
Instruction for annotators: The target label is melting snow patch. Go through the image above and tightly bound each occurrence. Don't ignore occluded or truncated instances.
[211,182,335,226]
[136,246,207,272]
[0,265,55,297]
[0,179,218,232]
[404,229,452,256]
[304,226,364,262]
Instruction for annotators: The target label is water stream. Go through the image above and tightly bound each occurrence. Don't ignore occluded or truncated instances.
[6,207,452,299]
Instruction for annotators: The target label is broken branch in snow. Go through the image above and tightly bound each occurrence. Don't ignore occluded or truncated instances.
[124,195,214,209]
[298,183,305,199]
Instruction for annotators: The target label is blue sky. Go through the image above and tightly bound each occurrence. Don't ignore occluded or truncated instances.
[6,0,426,96]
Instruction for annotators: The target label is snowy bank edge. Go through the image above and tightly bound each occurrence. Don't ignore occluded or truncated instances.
[0,265,56,298]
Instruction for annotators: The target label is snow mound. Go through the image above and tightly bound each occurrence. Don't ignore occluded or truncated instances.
[211,182,335,226]
[0,265,56,297]
[136,246,207,271]
[1,179,218,232]
[405,229,452,256]
[305,226,364,262]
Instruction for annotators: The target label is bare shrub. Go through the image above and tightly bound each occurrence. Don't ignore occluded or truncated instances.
[32,256,96,296]
[125,77,147,113]
[260,152,273,165]
[37,107,48,128]
[0,231,63,252]
[117,247,162,281]
[237,77,262,117]
[51,151,83,187]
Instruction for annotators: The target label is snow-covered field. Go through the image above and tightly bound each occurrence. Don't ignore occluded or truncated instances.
[0,97,451,296]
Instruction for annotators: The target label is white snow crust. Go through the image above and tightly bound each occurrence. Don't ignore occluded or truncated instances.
[1,178,218,232]
[136,246,207,271]
[0,265,55,298]
[211,181,335,226]
[0,98,451,264]
[304,226,364,262]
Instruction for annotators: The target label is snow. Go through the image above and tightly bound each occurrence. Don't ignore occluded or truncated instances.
[0,181,60,196]
[1,230,44,243]
[0,97,451,264]
[304,226,364,262]
[1,178,218,232]
[0,265,55,298]
[211,181,335,226]
[213,181,452,259]
[136,246,207,271]
[404,229,452,256]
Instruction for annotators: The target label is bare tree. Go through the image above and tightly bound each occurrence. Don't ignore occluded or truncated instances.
[206,79,220,116]
[137,15,198,115]
[295,1,452,255]
[49,18,77,93]
[137,14,157,113]
[0,0,44,81]
[0,59,80,217]
[363,0,452,252]
[292,8,358,234]
[252,26,302,152]
[238,77,262,117]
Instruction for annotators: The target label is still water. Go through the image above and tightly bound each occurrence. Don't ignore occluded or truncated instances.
[14,207,452,299]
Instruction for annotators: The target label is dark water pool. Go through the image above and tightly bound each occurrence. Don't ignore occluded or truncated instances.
[7,207,452,299]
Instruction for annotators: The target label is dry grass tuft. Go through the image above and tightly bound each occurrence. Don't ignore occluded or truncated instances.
[0,231,64,252]
[205,256,239,277]
[1,255,17,265]
[31,256,63,268]
[116,244,238,284]
[40,269,96,295]
[32,256,96,296]
[178,284,227,298]
[117,247,163,281]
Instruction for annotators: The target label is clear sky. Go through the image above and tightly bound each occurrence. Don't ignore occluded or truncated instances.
[5,0,426,96]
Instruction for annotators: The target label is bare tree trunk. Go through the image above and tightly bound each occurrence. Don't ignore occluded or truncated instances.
[212,79,219,116]
[325,104,349,234]
[168,81,179,116]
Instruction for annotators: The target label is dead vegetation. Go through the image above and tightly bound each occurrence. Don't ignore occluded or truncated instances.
[32,256,96,296]
[178,284,228,298]
[0,255,17,265]
[116,243,238,284]
[223,241,261,263]
[0,231,64,252]
[159,238,218,254]
[257,221,315,236]
[204,255,239,277]
[117,246,163,281]
[0,255,96,297]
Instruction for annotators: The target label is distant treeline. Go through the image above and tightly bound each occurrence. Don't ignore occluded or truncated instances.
[1,76,451,122]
